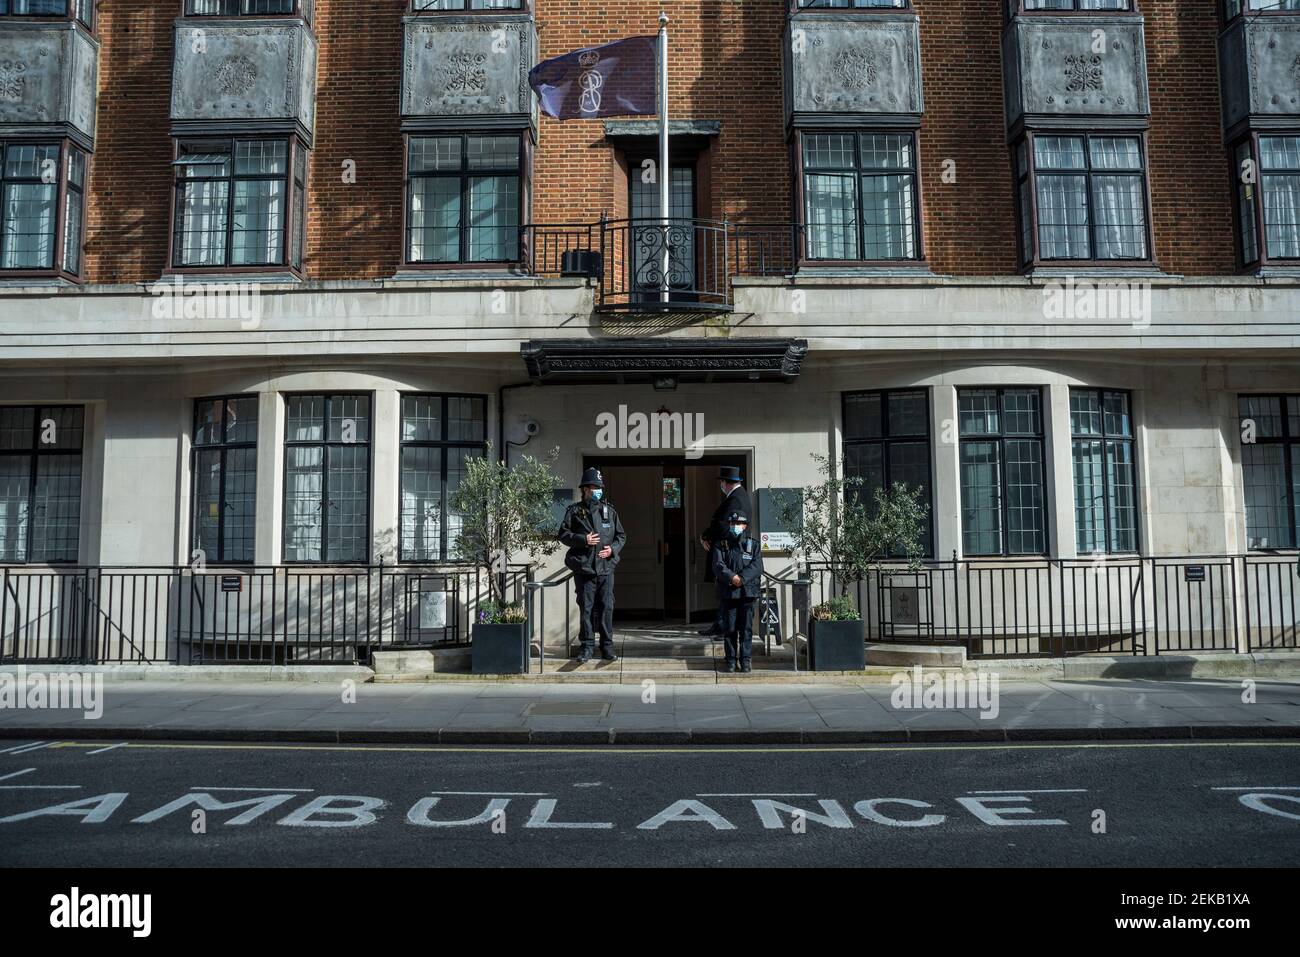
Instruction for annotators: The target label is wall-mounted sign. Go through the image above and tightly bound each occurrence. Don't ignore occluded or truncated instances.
[1184,565,1206,583]
[890,586,920,626]
[418,586,448,630]
[220,575,242,593]
[757,487,801,553]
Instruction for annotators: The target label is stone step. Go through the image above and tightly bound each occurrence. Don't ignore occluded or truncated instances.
[864,642,967,669]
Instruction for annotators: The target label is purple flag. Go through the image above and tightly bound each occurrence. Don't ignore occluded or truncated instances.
[528,36,658,120]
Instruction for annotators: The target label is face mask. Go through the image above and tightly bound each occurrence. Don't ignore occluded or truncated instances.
[729,525,745,538]
[590,488,603,501]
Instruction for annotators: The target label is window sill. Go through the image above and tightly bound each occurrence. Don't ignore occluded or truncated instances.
[159,271,302,285]
[1022,264,1172,281]
[794,262,935,279]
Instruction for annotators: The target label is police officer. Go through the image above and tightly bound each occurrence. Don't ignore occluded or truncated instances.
[558,467,626,663]
[698,465,753,637]
[710,509,763,673]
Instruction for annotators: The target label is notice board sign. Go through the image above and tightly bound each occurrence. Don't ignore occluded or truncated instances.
[758,487,801,554]
[220,575,243,594]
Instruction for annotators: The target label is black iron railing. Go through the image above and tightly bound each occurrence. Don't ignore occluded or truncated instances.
[523,218,801,312]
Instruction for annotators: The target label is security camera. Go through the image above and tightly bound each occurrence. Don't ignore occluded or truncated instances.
[523,419,541,437]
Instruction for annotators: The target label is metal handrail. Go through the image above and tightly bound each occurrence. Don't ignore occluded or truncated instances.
[761,570,810,674]
[524,572,574,675]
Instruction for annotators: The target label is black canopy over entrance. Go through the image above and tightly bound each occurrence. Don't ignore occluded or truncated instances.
[520,337,808,386]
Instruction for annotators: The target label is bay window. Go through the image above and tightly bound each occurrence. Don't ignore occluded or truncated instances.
[0,142,87,279]
[802,131,920,262]
[172,138,307,273]
[1234,135,1300,267]
[399,394,487,562]
[405,133,523,265]
[1015,133,1150,264]
[283,395,371,564]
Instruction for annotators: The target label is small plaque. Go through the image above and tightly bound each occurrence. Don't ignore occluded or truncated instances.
[1184,565,1206,583]
[220,575,243,593]
[891,586,920,625]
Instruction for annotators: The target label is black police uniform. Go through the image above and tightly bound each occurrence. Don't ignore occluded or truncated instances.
[710,513,764,671]
[558,469,626,659]
[701,468,752,635]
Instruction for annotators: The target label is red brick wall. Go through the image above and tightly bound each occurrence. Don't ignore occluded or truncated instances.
[79,0,1237,284]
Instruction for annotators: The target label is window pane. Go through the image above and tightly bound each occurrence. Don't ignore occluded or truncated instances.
[1070,389,1103,437]
[860,134,912,170]
[1034,136,1087,171]
[193,447,222,561]
[38,407,83,450]
[1106,439,1137,552]
[1091,174,1147,259]
[1001,389,1041,436]
[286,395,324,442]
[233,140,287,176]
[30,453,81,562]
[1035,174,1090,258]
[178,180,230,267]
[887,391,927,437]
[960,441,1002,556]
[803,134,856,170]
[466,175,519,262]
[448,396,485,441]
[1262,173,1300,259]
[231,179,284,265]
[958,389,1000,436]
[805,173,858,260]
[860,173,916,259]
[222,446,257,563]
[1242,444,1293,549]
[889,440,931,551]
[408,176,460,262]
[1003,438,1045,554]
[0,407,34,449]
[224,396,258,444]
[1,182,56,269]
[1103,392,1131,437]
[1088,137,1142,171]
[0,454,30,562]
[62,184,83,275]
[845,443,884,506]
[401,446,442,561]
[1239,395,1282,439]
[843,393,882,440]
[325,445,368,563]
[1073,438,1106,554]
[409,137,461,174]
[327,395,370,443]
[446,446,480,551]
[284,446,323,562]
[467,136,520,170]
[1236,142,1259,264]
[402,395,442,442]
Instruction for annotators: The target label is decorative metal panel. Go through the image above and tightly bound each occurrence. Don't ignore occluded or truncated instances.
[401,15,536,123]
[171,19,318,135]
[1219,18,1300,132]
[0,23,99,146]
[784,13,923,123]
[1003,15,1149,129]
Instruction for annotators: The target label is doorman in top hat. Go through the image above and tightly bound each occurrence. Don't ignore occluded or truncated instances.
[558,467,626,663]
[711,509,764,672]
[699,465,753,637]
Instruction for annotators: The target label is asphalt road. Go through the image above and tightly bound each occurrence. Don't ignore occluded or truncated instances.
[1,738,1298,867]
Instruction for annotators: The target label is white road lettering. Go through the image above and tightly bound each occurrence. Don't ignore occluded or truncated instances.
[408,796,511,827]
[955,795,1068,826]
[854,798,947,828]
[1237,793,1300,821]
[279,795,386,828]
[752,799,852,829]
[637,799,735,831]
[0,792,127,824]
[525,798,613,829]
[132,792,297,826]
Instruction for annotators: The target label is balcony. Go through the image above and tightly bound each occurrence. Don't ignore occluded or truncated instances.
[0,21,98,149]
[401,14,537,131]
[523,218,800,314]
[1002,13,1149,134]
[170,17,318,142]
[1219,15,1300,137]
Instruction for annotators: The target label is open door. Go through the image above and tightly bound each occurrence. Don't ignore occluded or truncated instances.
[600,465,664,619]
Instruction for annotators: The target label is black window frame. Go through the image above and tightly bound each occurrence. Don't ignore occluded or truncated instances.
[0,404,84,566]
[1010,0,1135,14]
[1013,130,1154,268]
[1238,393,1300,552]
[1232,132,1300,269]
[410,0,525,11]
[841,388,934,558]
[181,0,312,23]
[798,129,924,265]
[1222,0,1300,23]
[403,131,527,268]
[398,393,488,564]
[793,0,909,10]
[169,135,308,275]
[190,395,259,566]
[0,139,88,281]
[0,0,94,30]
[281,393,373,566]
[957,386,1050,558]
[1069,387,1140,556]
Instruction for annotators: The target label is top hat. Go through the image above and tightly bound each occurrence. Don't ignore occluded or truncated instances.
[725,510,749,524]
[719,466,742,483]
[579,467,604,489]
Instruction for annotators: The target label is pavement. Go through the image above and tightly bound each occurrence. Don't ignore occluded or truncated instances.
[1,675,1299,744]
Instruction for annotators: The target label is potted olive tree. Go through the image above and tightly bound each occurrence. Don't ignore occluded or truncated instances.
[450,448,562,674]
[772,453,927,671]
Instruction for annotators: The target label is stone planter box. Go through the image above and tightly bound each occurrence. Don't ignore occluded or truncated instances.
[808,618,866,672]
[471,622,528,675]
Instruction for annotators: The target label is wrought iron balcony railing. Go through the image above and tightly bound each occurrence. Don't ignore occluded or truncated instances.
[522,218,801,313]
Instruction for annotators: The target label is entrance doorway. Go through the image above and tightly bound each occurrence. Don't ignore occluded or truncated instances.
[584,453,749,623]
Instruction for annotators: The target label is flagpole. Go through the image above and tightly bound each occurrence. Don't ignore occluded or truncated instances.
[658,10,669,306]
